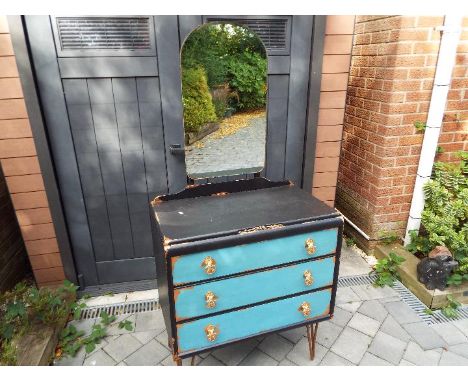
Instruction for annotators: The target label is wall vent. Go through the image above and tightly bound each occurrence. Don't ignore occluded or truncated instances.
[53,16,156,57]
[205,17,291,55]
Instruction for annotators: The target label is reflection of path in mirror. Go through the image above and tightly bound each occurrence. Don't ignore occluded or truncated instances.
[185,114,266,178]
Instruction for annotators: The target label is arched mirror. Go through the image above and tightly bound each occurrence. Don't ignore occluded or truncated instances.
[181,23,267,179]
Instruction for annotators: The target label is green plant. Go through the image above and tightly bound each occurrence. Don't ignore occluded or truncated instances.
[227,51,267,111]
[57,311,134,359]
[406,152,468,286]
[436,146,445,154]
[0,280,78,365]
[344,235,355,247]
[182,67,217,133]
[378,231,401,245]
[440,295,461,318]
[414,121,427,132]
[372,251,406,287]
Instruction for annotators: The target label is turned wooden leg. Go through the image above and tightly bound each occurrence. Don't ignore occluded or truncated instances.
[306,323,319,360]
[176,358,182,366]
[191,356,196,366]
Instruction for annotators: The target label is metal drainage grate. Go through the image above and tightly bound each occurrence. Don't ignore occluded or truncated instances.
[80,299,160,320]
[338,274,377,288]
[338,274,468,325]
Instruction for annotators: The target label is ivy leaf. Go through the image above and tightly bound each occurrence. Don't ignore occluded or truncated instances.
[118,320,134,331]
[85,342,96,354]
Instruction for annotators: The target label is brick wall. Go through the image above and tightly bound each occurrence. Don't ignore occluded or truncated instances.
[312,16,355,207]
[337,16,468,250]
[0,16,65,287]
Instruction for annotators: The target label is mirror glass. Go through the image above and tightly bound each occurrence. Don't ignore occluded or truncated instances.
[181,23,267,179]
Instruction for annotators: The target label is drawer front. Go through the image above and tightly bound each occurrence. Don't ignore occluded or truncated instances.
[177,288,331,354]
[172,228,338,285]
[174,256,335,321]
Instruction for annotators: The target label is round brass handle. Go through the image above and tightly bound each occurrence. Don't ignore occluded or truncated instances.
[298,302,311,317]
[304,270,314,286]
[304,238,316,255]
[205,324,219,342]
[201,256,216,275]
[205,291,217,309]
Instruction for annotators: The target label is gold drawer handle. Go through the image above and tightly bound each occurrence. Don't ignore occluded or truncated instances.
[201,256,216,275]
[298,302,311,317]
[205,324,219,342]
[205,291,217,308]
[304,238,316,255]
[304,270,314,286]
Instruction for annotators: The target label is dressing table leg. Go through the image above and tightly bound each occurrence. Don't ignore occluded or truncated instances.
[191,356,196,366]
[176,359,182,366]
[306,323,319,360]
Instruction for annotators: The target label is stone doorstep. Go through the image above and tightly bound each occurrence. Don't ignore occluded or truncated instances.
[374,244,468,309]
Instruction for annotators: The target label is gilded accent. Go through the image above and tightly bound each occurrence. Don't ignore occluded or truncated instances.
[212,192,228,196]
[303,270,314,286]
[205,291,217,308]
[304,238,316,255]
[298,301,311,317]
[238,224,284,235]
[205,324,219,342]
[201,256,216,275]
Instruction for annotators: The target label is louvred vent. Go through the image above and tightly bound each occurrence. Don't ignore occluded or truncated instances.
[56,17,152,50]
[206,17,290,54]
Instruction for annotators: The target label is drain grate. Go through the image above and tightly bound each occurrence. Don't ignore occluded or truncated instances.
[338,274,377,287]
[80,299,160,320]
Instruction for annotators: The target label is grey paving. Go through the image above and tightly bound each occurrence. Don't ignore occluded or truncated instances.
[367,331,406,365]
[53,241,468,366]
[185,115,266,178]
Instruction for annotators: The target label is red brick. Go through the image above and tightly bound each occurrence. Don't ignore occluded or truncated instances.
[417,16,444,27]
[321,73,350,91]
[314,156,340,173]
[326,16,355,35]
[312,186,336,201]
[29,253,63,270]
[316,125,343,142]
[6,174,45,193]
[320,91,347,109]
[0,138,37,158]
[11,190,49,210]
[20,223,56,241]
[0,78,23,99]
[16,208,52,226]
[25,238,59,256]
[0,99,28,119]
[0,156,41,176]
[0,56,19,77]
[33,267,66,284]
[315,142,342,158]
[0,119,32,139]
[324,35,353,55]
[322,55,351,73]
[313,172,338,187]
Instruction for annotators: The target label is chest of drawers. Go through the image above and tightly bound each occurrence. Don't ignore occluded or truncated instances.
[151,178,343,365]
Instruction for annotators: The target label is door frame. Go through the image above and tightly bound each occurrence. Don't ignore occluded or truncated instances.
[9,15,326,289]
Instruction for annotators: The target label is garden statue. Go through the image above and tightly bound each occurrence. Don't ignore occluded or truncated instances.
[417,254,458,291]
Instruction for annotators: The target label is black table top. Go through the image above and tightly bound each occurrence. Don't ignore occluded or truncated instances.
[152,178,339,243]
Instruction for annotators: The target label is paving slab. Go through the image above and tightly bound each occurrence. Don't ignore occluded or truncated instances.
[335,287,362,304]
[367,331,406,365]
[103,334,142,363]
[453,319,468,338]
[134,310,166,334]
[384,301,422,325]
[348,312,381,337]
[359,352,393,366]
[337,301,362,313]
[330,327,372,364]
[54,348,86,366]
[286,338,327,366]
[258,334,294,362]
[319,351,355,366]
[211,338,258,366]
[432,322,467,346]
[351,285,399,301]
[316,320,343,348]
[198,355,225,366]
[83,350,116,366]
[399,359,415,366]
[331,306,353,327]
[402,341,441,366]
[278,358,296,366]
[239,349,278,366]
[357,300,388,322]
[124,339,170,366]
[448,343,468,359]
[379,314,412,342]
[439,350,468,366]
[278,326,306,344]
[132,330,160,345]
[402,322,447,350]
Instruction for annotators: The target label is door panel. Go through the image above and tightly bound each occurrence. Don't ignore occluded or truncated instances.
[26,16,172,286]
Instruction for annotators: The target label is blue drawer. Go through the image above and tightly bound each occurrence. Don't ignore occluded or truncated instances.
[174,256,335,321]
[177,288,331,354]
[171,228,338,285]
